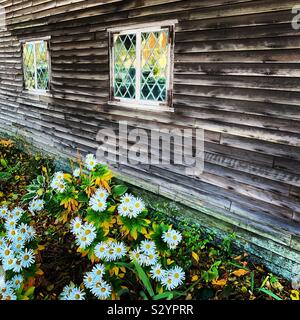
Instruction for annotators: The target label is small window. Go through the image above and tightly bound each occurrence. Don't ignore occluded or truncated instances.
[109,24,175,108]
[22,39,50,92]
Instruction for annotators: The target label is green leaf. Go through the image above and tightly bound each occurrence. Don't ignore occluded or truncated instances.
[112,185,128,197]
[153,292,174,300]
[23,286,35,298]
[22,192,36,202]
[133,261,155,298]
[258,288,282,300]
[0,172,12,181]
[37,175,44,185]
[0,159,8,167]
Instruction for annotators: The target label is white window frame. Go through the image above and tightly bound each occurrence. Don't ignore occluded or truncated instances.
[21,37,51,95]
[108,21,177,110]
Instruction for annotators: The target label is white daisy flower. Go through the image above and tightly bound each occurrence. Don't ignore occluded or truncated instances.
[6,228,18,241]
[104,244,117,262]
[69,288,86,301]
[1,289,17,301]
[60,284,75,300]
[162,229,182,249]
[82,223,96,239]
[70,217,83,236]
[131,197,145,214]
[3,257,16,271]
[51,178,66,193]
[140,240,156,254]
[11,207,24,221]
[12,235,26,252]
[120,193,134,205]
[12,258,23,273]
[24,225,36,241]
[89,198,107,213]
[28,199,44,214]
[91,280,112,300]
[83,272,94,289]
[73,168,81,178]
[60,284,85,300]
[94,242,108,260]
[19,248,35,268]
[112,242,127,259]
[91,264,105,280]
[54,172,65,181]
[85,154,97,171]
[8,275,23,291]
[150,264,166,282]
[94,188,109,201]
[0,206,9,219]
[75,235,92,250]
[170,266,185,287]
[0,244,13,259]
[4,218,18,230]
[161,273,179,291]
[129,249,142,263]
[118,203,130,218]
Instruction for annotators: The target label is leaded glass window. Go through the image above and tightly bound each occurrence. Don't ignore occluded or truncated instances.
[110,25,174,107]
[23,40,50,91]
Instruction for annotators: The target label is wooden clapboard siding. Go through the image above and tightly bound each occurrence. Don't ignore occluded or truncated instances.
[0,0,299,248]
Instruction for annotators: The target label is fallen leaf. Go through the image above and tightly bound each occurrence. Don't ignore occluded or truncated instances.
[192,251,199,263]
[212,278,228,286]
[191,275,199,282]
[232,269,249,277]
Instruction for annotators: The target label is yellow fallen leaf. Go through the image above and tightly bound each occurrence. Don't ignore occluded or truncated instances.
[35,269,44,276]
[38,245,45,251]
[232,269,249,277]
[212,278,227,286]
[191,275,199,282]
[167,259,174,265]
[192,251,199,263]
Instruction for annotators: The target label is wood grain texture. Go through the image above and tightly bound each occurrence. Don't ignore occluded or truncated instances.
[0,0,299,240]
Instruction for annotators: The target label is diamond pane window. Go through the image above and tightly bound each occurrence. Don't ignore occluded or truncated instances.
[114,34,136,99]
[23,40,50,91]
[141,31,168,102]
[110,25,174,107]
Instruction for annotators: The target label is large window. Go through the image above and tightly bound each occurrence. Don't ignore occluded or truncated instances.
[22,39,50,92]
[109,24,175,108]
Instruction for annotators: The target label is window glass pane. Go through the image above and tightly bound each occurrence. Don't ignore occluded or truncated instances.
[23,43,35,90]
[114,34,136,99]
[36,41,49,90]
[141,30,168,102]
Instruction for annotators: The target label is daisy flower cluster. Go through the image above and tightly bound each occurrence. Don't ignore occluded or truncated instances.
[28,199,45,215]
[89,188,109,213]
[130,240,159,267]
[70,217,97,250]
[50,171,66,193]
[60,283,86,300]
[85,154,98,171]
[0,273,24,300]
[162,228,182,249]
[94,241,127,262]
[151,265,185,291]
[0,206,36,273]
[83,264,112,300]
[118,194,145,219]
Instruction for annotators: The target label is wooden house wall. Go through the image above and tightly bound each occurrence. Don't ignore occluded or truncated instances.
[0,0,300,239]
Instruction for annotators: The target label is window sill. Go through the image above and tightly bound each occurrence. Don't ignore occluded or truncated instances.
[107,100,175,113]
[21,90,52,98]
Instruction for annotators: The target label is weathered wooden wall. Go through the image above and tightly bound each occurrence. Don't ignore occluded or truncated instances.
[0,0,299,275]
